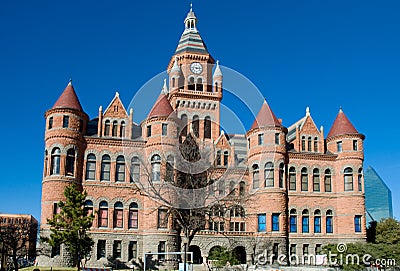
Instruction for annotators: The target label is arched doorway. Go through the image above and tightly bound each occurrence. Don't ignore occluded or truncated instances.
[233,246,246,264]
[189,245,202,264]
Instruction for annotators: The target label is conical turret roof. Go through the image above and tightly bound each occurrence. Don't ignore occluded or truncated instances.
[327,108,358,138]
[148,93,174,118]
[52,81,83,111]
[250,100,281,129]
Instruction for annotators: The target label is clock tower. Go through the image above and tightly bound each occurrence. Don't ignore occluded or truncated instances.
[167,5,223,141]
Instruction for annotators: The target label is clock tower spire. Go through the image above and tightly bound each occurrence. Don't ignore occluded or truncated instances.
[167,5,222,141]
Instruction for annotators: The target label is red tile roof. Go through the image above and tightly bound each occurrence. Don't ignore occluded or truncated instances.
[52,82,83,111]
[148,93,174,118]
[250,100,281,129]
[327,109,358,138]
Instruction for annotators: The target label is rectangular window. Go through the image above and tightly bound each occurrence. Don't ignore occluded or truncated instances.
[324,175,332,192]
[147,125,152,137]
[275,133,280,145]
[258,214,266,232]
[289,173,296,191]
[128,241,137,260]
[337,141,343,152]
[158,241,166,261]
[354,215,362,232]
[326,217,333,233]
[353,140,358,151]
[158,209,168,228]
[272,213,280,231]
[290,216,297,233]
[258,134,263,145]
[315,244,322,255]
[290,244,296,255]
[48,117,53,129]
[97,240,106,259]
[63,115,69,128]
[314,216,321,233]
[113,240,122,259]
[79,119,83,132]
[162,123,168,136]
[272,243,279,262]
[99,209,108,227]
[303,244,309,255]
[302,216,309,233]
[301,174,308,191]
[313,175,320,192]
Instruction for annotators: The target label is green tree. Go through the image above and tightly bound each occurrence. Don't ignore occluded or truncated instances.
[208,247,240,268]
[43,184,94,270]
[375,218,400,245]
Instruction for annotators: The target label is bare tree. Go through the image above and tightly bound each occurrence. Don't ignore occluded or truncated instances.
[0,217,38,271]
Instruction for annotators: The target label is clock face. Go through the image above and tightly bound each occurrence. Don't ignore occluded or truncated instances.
[190,62,203,74]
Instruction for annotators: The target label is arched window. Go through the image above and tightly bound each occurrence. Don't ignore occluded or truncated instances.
[115,156,125,182]
[129,202,139,229]
[324,169,332,192]
[130,156,140,182]
[151,154,161,182]
[112,121,118,137]
[192,115,199,137]
[289,167,296,191]
[204,116,211,139]
[358,168,363,192]
[113,202,123,228]
[307,137,312,151]
[301,168,308,191]
[120,121,126,138]
[98,201,108,227]
[65,149,75,176]
[289,209,297,233]
[188,77,195,90]
[301,136,306,151]
[314,210,321,233]
[265,162,274,187]
[166,155,175,182]
[84,200,94,217]
[313,168,320,192]
[344,167,353,191]
[279,163,284,188]
[85,154,96,180]
[223,151,229,166]
[302,210,309,233]
[252,164,260,189]
[216,150,221,166]
[100,155,111,181]
[326,210,333,233]
[104,120,110,136]
[239,181,245,196]
[196,78,203,91]
[180,114,188,136]
[211,205,225,217]
[50,148,61,175]
[314,137,318,152]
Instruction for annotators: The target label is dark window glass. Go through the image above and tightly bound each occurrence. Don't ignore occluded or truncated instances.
[355,215,362,232]
[66,149,75,176]
[112,121,118,137]
[151,155,161,182]
[272,213,279,231]
[258,214,266,232]
[48,117,53,129]
[86,154,96,180]
[130,156,140,182]
[290,215,297,233]
[51,148,61,175]
[337,141,343,152]
[265,162,274,187]
[129,241,137,260]
[289,167,296,191]
[302,210,309,233]
[192,115,199,137]
[100,155,111,181]
[313,169,320,192]
[113,240,122,258]
[97,240,106,259]
[63,115,69,128]
[204,117,211,139]
[104,120,110,136]
[275,133,280,145]
[147,125,151,137]
[162,123,168,136]
[120,121,125,137]
[252,164,259,189]
[324,169,332,192]
[115,156,125,182]
[301,168,308,191]
[344,167,353,191]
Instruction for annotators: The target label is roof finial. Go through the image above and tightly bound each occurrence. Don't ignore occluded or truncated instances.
[213,60,223,78]
[339,106,343,113]
[68,78,72,85]
[306,106,310,116]
[161,78,168,94]
[190,2,193,11]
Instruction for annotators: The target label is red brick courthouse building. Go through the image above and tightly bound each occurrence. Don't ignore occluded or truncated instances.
[38,7,366,267]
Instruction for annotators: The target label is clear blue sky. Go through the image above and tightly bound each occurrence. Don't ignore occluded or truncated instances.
[1,0,399,222]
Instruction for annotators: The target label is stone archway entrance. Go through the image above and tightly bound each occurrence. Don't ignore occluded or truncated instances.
[189,245,202,264]
[233,246,246,264]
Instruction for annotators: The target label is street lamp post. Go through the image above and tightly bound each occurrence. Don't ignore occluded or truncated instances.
[182,236,189,271]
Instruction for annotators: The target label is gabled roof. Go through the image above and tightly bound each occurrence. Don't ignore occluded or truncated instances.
[103,92,128,119]
[52,81,83,111]
[327,108,358,138]
[148,93,174,118]
[250,100,281,130]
